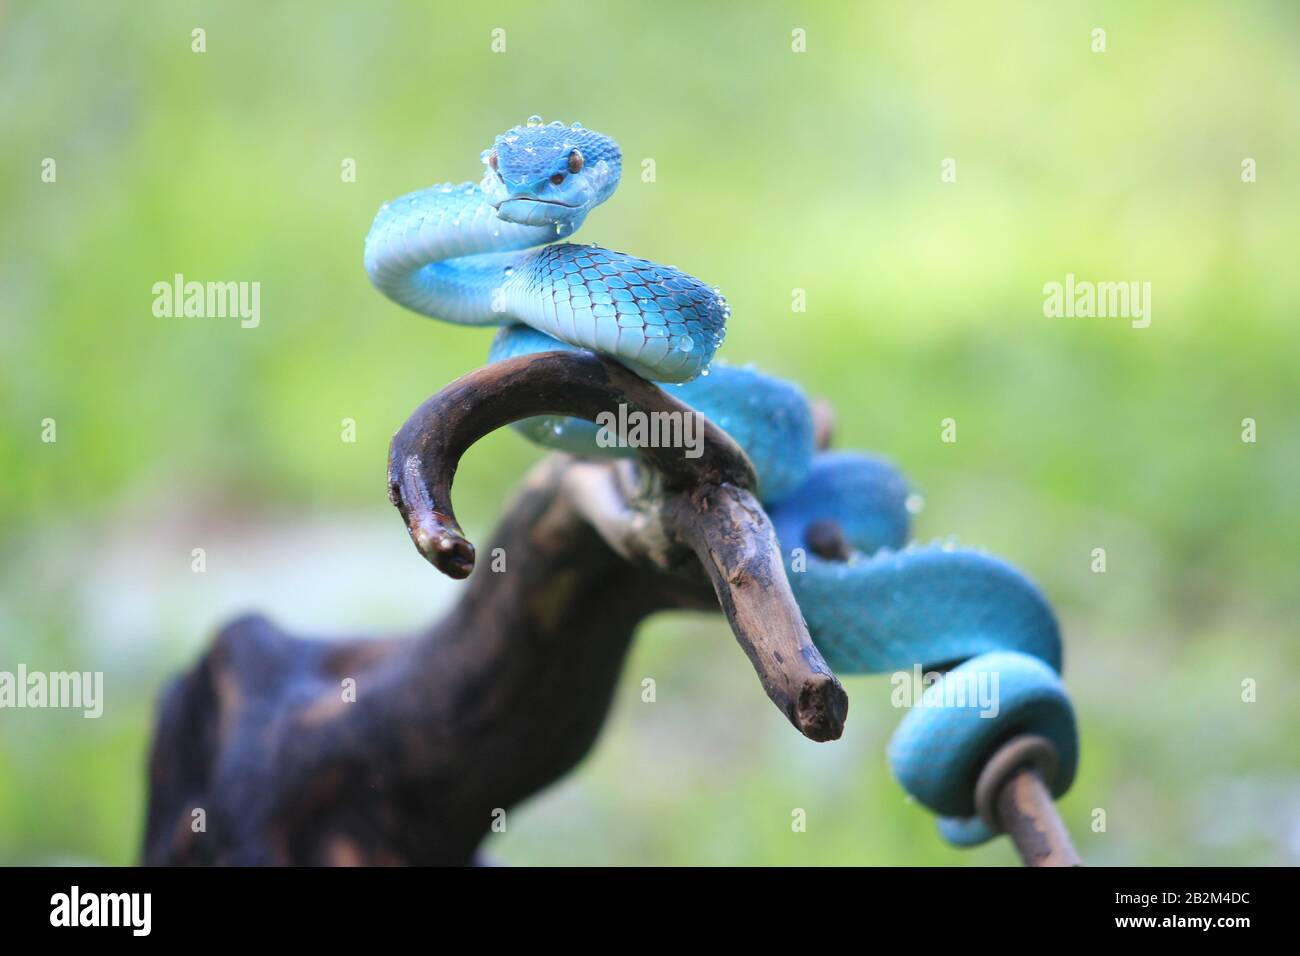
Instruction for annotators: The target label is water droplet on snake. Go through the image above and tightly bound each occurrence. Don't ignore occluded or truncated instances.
[905,493,925,515]
[677,335,695,352]
[526,114,543,127]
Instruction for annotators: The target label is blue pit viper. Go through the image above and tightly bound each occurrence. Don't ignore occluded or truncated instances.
[364,118,1078,846]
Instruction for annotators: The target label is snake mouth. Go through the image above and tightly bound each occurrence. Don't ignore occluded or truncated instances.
[494,195,583,227]
[494,197,578,210]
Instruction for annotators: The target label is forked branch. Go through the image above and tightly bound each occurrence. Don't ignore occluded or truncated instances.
[387,350,847,741]
[143,352,848,865]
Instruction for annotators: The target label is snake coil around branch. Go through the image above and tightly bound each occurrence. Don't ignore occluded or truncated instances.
[366,117,1080,848]
[142,117,1080,865]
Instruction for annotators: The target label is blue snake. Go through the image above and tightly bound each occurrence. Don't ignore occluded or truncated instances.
[365,119,1078,847]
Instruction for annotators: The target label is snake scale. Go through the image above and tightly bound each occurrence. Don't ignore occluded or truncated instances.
[365,119,1078,846]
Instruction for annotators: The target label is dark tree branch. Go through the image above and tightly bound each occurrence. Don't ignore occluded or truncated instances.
[387,350,754,578]
[660,484,846,742]
[145,457,675,864]
[388,350,844,740]
[144,351,847,865]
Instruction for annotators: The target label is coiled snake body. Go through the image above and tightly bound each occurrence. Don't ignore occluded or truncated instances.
[366,119,1077,846]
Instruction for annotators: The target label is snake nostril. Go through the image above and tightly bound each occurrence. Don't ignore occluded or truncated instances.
[549,173,565,186]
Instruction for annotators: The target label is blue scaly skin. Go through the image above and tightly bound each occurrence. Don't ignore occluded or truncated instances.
[765,453,1077,844]
[365,118,725,382]
[365,120,1077,848]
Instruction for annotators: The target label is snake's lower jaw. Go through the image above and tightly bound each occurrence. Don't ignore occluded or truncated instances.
[495,198,569,227]
[411,517,476,579]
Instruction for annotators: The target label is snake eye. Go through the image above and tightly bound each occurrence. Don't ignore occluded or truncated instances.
[567,149,584,174]
[488,150,498,171]
[549,172,565,185]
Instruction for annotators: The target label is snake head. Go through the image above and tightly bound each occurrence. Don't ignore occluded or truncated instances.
[481,119,622,230]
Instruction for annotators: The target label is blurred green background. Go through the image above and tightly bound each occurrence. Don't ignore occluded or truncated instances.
[2,0,1298,865]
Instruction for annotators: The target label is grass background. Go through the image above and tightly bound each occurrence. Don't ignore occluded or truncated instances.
[1,0,1297,865]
